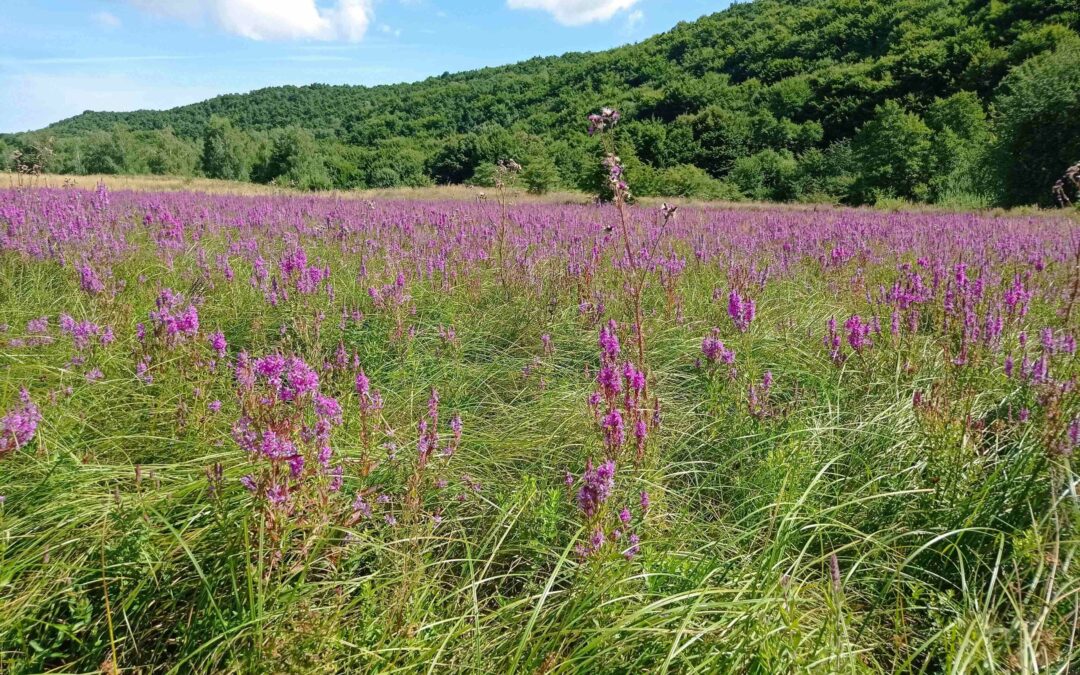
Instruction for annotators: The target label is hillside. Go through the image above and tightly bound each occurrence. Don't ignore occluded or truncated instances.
[4,0,1079,206]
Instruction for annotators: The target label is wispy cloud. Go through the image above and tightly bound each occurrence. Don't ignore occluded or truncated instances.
[506,0,642,26]
[127,0,375,42]
[92,11,122,30]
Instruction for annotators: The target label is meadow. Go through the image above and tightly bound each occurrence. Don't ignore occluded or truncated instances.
[0,180,1078,673]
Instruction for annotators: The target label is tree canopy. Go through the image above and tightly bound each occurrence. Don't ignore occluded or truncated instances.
[5,0,1078,206]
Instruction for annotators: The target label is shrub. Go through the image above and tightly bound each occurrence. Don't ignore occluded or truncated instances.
[201,116,249,181]
[851,101,933,204]
[522,154,560,194]
[994,34,1080,206]
[731,149,798,202]
[654,164,743,201]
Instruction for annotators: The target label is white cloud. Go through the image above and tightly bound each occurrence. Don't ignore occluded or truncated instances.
[128,0,374,42]
[626,9,644,28]
[92,11,122,30]
[506,0,642,26]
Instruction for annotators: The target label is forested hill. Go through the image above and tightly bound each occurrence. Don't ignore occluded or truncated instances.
[5,0,1080,207]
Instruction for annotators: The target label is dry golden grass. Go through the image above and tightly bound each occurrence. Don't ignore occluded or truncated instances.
[0,173,595,204]
[2,172,1075,220]
[2,172,298,196]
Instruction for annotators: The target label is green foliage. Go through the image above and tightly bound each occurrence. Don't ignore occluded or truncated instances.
[521,154,560,194]
[252,126,332,190]
[200,116,249,181]
[790,142,856,203]
[366,140,431,188]
[925,92,994,205]
[82,128,133,175]
[653,164,743,201]
[993,34,1080,206]
[11,0,1080,205]
[851,101,934,203]
[732,149,798,202]
[141,128,199,176]
[468,162,498,188]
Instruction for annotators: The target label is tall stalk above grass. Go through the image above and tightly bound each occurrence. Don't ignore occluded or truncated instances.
[588,108,676,405]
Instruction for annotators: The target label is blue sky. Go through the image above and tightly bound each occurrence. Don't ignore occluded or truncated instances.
[0,0,728,133]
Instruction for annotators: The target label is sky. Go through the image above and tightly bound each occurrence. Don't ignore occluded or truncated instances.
[0,0,729,133]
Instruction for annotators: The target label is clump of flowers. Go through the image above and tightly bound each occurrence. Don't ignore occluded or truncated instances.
[406,388,462,513]
[352,387,462,528]
[77,263,106,296]
[354,369,386,474]
[208,330,227,358]
[59,314,110,352]
[727,289,756,333]
[845,315,873,353]
[701,328,736,377]
[1,389,42,458]
[568,458,643,560]
[436,324,459,350]
[146,288,200,345]
[577,459,615,518]
[7,316,54,349]
[823,314,879,364]
[825,317,843,363]
[590,320,653,462]
[232,353,345,538]
[587,107,621,136]
[367,271,414,340]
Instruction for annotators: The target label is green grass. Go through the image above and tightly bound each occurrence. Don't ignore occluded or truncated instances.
[0,226,1077,674]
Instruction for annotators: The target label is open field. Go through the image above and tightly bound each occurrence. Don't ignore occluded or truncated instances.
[0,185,1078,672]
[4,172,1073,222]
[0,172,592,205]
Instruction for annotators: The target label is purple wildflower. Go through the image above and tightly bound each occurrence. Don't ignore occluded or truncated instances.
[208,330,227,357]
[577,459,616,518]
[0,389,42,457]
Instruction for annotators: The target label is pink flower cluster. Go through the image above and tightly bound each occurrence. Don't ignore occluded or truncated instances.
[1,389,41,458]
[591,320,651,460]
[147,289,199,343]
[233,353,343,511]
[727,289,756,333]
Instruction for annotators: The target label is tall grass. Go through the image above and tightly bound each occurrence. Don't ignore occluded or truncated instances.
[0,188,1077,673]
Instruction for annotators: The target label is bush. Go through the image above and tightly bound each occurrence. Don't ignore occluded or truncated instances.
[851,101,933,204]
[731,149,798,201]
[925,92,993,204]
[993,34,1080,206]
[368,165,401,188]
[325,155,365,190]
[654,164,743,201]
[791,142,856,203]
[469,163,498,188]
[83,129,131,175]
[142,129,199,177]
[201,116,249,181]
[522,155,560,194]
[249,127,333,191]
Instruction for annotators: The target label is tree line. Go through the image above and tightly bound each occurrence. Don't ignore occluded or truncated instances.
[2,0,1078,207]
